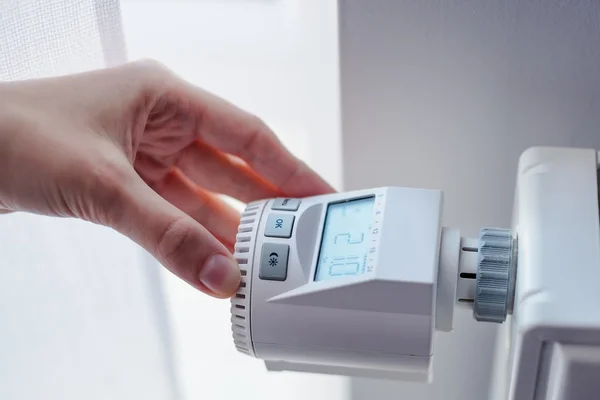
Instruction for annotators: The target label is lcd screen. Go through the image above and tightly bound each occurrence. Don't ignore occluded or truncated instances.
[314,196,375,281]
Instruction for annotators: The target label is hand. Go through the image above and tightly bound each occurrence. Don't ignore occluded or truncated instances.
[0,60,333,298]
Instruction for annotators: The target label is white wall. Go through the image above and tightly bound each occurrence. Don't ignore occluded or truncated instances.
[121,1,346,400]
[338,1,600,399]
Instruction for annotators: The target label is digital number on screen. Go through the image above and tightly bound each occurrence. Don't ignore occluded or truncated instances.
[314,196,375,281]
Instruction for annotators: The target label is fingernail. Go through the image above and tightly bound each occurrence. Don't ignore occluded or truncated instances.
[199,254,241,296]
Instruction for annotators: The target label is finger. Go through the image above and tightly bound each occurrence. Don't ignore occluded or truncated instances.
[106,172,241,298]
[152,167,240,249]
[175,141,282,203]
[135,143,281,204]
[170,77,335,197]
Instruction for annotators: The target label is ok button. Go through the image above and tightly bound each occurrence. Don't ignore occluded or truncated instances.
[265,213,295,238]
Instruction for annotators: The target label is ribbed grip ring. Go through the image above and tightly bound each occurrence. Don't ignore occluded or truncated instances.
[474,228,516,323]
[230,200,267,357]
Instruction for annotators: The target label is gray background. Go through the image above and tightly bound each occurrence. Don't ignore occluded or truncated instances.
[338,1,600,399]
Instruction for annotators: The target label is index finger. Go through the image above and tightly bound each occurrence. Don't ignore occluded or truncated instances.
[173,79,335,197]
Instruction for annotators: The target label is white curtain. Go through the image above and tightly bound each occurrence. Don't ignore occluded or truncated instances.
[0,2,176,399]
[1,2,348,400]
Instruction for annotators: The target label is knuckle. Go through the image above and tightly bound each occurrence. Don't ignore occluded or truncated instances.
[279,162,304,191]
[240,116,285,173]
[131,58,172,76]
[248,114,267,129]
[241,116,269,156]
[242,127,261,154]
[247,115,270,138]
[156,217,197,272]
[126,59,176,98]
[125,60,187,123]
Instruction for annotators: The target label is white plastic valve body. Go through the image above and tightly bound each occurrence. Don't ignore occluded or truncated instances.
[499,147,600,400]
[230,187,458,381]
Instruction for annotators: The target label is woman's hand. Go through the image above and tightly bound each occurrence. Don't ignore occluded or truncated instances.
[0,60,333,298]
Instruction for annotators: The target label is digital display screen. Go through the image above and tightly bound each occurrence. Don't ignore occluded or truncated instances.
[314,196,375,281]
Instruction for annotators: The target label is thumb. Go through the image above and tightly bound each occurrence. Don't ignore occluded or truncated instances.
[107,175,241,298]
